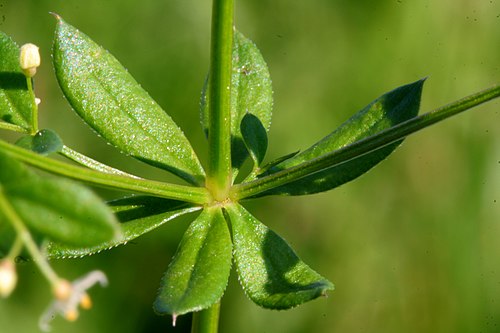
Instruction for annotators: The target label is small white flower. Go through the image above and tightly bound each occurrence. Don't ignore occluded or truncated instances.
[0,259,17,298]
[19,43,41,77]
[39,270,108,332]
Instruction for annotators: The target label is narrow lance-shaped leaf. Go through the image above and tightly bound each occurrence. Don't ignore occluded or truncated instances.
[201,30,273,177]
[46,196,202,259]
[0,150,121,247]
[154,207,232,319]
[258,79,425,196]
[0,32,35,131]
[226,203,334,309]
[52,16,205,185]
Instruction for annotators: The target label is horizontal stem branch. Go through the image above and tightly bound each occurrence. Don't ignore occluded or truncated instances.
[0,122,30,134]
[0,140,211,205]
[60,145,141,179]
[232,84,500,200]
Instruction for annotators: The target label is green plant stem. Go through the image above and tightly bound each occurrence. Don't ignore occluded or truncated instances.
[0,140,211,205]
[0,122,29,133]
[60,145,141,179]
[232,84,500,200]
[206,0,234,200]
[0,187,59,285]
[26,77,38,135]
[6,236,23,262]
[191,303,221,333]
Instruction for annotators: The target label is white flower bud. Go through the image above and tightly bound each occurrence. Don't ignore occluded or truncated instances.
[19,43,41,77]
[0,259,17,298]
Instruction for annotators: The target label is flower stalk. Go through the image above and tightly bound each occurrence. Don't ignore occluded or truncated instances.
[19,43,41,134]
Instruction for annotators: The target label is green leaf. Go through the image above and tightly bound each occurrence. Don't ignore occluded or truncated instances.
[241,113,268,168]
[201,30,273,176]
[154,207,232,317]
[226,203,334,309]
[0,150,121,247]
[15,129,63,155]
[0,31,35,131]
[260,79,425,195]
[52,16,205,185]
[46,196,201,258]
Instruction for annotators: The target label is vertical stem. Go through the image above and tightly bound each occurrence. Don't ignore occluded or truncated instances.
[26,77,38,135]
[207,0,234,200]
[191,1,233,331]
[191,302,221,333]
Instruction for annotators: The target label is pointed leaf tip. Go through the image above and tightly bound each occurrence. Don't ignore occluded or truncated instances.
[172,315,177,327]
[49,12,61,21]
[259,79,425,196]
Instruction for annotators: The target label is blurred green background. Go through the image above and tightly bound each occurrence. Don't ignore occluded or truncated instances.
[1,0,499,332]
